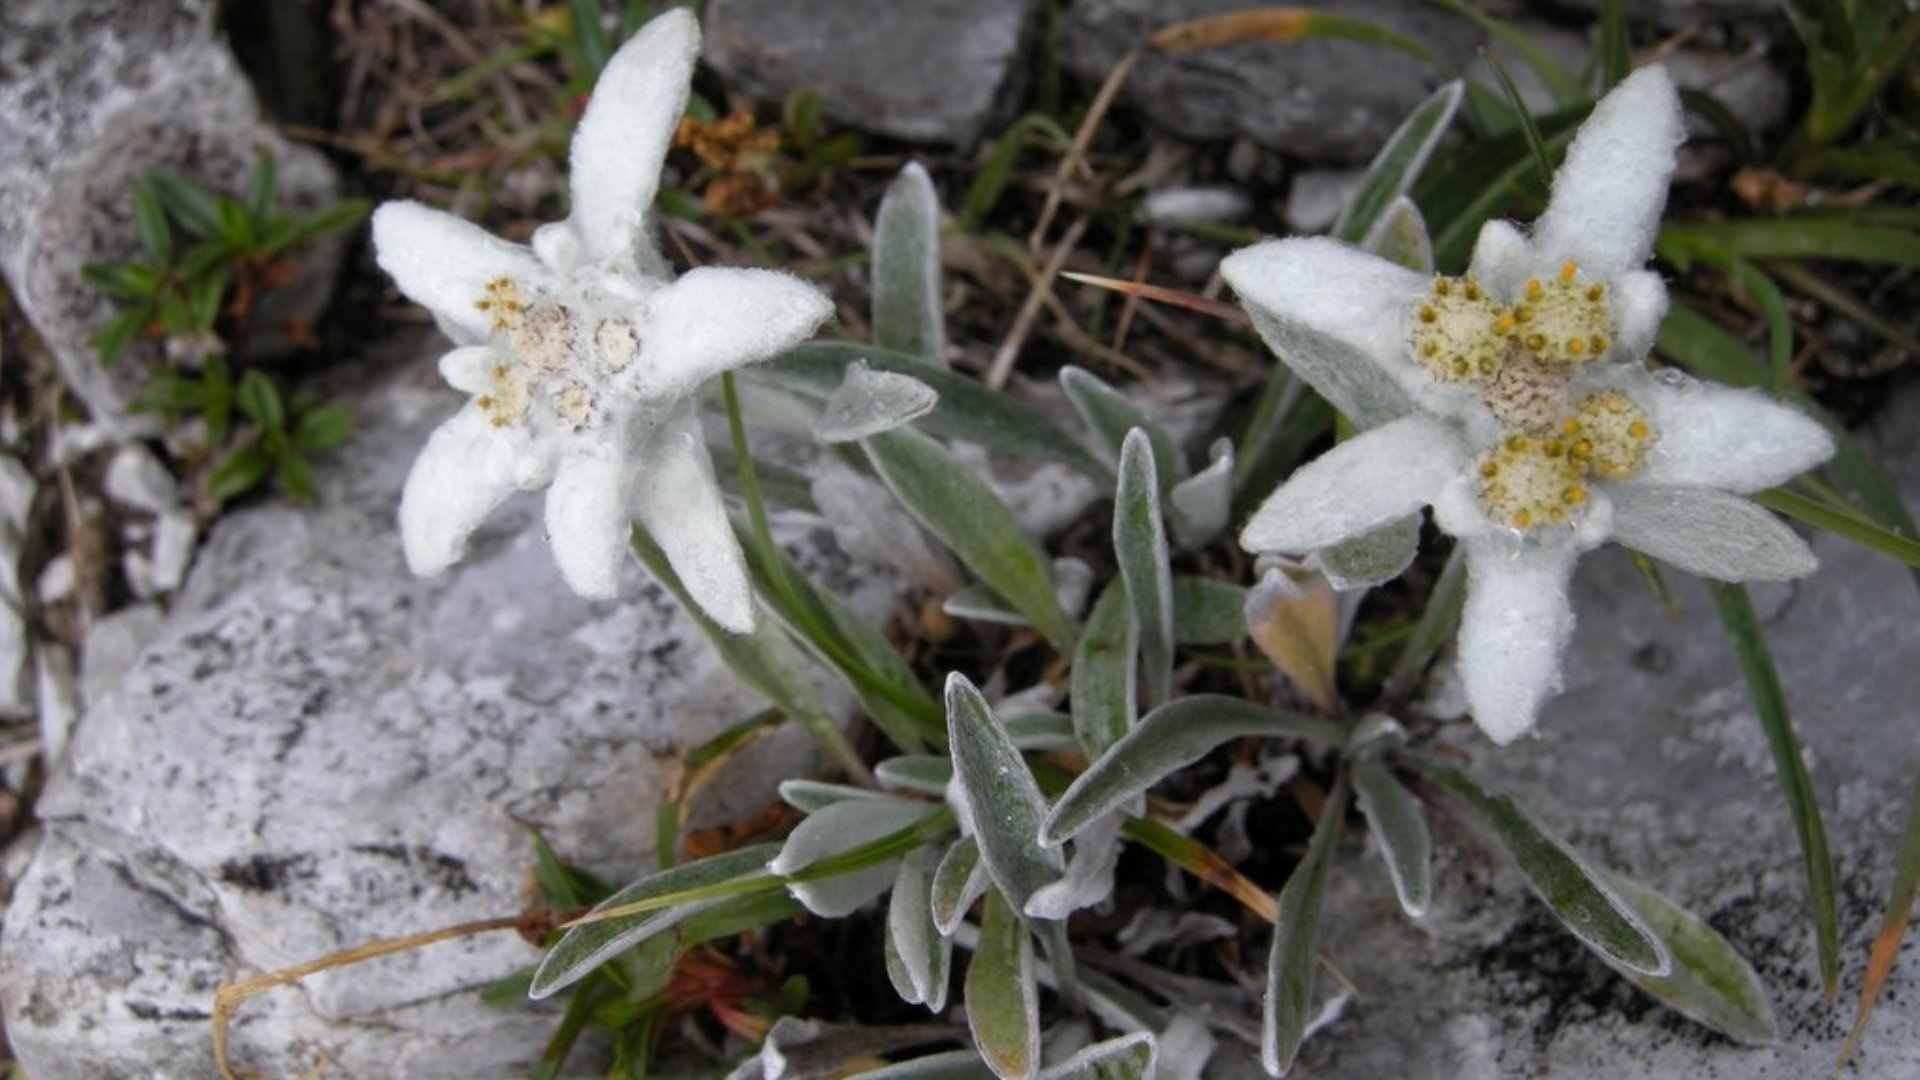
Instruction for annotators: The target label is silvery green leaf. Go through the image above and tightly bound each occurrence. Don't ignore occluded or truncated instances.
[1116,430,1175,708]
[873,162,949,367]
[1044,697,1344,847]
[1319,514,1420,590]
[868,429,1075,649]
[1331,80,1465,244]
[968,890,1042,1080]
[933,835,990,936]
[1004,710,1080,753]
[762,344,1110,479]
[1360,195,1434,273]
[853,1052,997,1080]
[1025,812,1124,921]
[779,779,900,813]
[530,844,778,999]
[770,798,938,877]
[816,361,940,443]
[877,755,955,796]
[1263,781,1349,1077]
[1039,1033,1156,1080]
[1172,576,1247,646]
[1168,438,1234,550]
[946,674,1066,908]
[1072,581,1137,758]
[1059,366,1189,495]
[888,847,954,1011]
[1600,870,1778,1044]
[945,583,1031,626]
[1418,759,1669,976]
[1351,758,1432,918]
[789,861,900,917]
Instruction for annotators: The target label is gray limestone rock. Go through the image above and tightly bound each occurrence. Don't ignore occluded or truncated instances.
[0,0,345,421]
[702,0,1040,148]
[0,346,900,1078]
[1298,385,1920,1076]
[1062,0,1481,164]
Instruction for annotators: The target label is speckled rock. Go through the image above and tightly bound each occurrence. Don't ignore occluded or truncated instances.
[0,0,345,421]
[1302,384,1920,1077]
[0,343,902,1079]
[1062,0,1480,164]
[702,0,1041,148]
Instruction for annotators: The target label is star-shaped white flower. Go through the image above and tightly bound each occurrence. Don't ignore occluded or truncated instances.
[370,10,832,633]
[1222,67,1835,744]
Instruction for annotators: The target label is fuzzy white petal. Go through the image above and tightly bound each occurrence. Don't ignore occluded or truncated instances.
[1631,378,1835,493]
[1221,237,1425,428]
[437,346,497,395]
[638,268,834,401]
[1608,486,1818,581]
[1468,218,1529,299]
[1531,67,1684,284]
[398,406,538,577]
[373,202,549,342]
[1606,269,1667,363]
[1459,538,1580,744]
[631,409,755,633]
[1240,414,1464,554]
[563,8,698,268]
[546,449,634,599]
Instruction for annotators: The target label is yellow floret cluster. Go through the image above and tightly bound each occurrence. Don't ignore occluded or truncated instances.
[467,277,654,433]
[1470,391,1655,532]
[1409,261,1656,534]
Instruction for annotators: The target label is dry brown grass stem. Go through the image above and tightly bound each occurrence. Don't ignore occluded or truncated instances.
[1027,49,1140,253]
[212,913,536,1080]
[987,215,1089,390]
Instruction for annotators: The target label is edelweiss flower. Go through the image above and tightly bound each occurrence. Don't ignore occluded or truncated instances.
[371,10,832,633]
[1222,67,1835,744]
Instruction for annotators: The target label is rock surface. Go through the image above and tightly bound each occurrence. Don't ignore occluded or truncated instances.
[0,342,903,1079]
[702,0,1040,148]
[0,0,344,421]
[1302,384,1920,1077]
[1062,0,1480,164]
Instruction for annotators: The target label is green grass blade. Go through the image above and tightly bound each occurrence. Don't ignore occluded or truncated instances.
[1660,219,1920,269]
[1479,49,1553,188]
[1754,488,1920,570]
[1707,581,1839,998]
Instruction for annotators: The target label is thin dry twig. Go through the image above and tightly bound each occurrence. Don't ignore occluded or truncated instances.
[212,914,539,1080]
[1027,48,1139,252]
[988,215,1089,390]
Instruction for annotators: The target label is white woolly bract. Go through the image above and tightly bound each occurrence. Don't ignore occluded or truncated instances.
[1457,539,1580,744]
[1529,66,1685,283]
[1631,377,1836,493]
[1239,414,1464,554]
